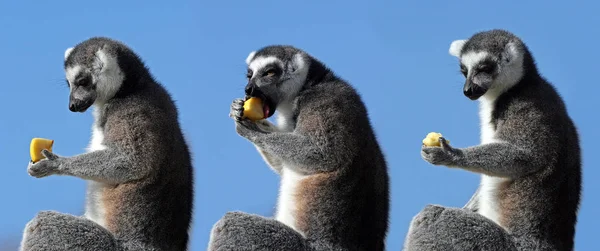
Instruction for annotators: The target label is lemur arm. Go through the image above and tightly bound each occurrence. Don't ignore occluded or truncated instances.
[422,139,548,179]
[254,120,284,174]
[27,148,149,185]
[233,98,353,174]
[251,132,334,172]
[63,148,144,183]
[453,142,546,178]
[236,98,359,175]
[237,119,349,174]
[28,111,164,184]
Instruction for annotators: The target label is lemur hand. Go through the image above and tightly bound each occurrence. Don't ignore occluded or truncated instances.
[229,98,246,121]
[27,150,63,178]
[421,137,461,166]
[230,98,267,140]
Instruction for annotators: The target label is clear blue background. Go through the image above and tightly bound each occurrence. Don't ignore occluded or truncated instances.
[1,1,598,250]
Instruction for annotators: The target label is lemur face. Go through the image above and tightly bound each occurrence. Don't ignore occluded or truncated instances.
[64,65,97,112]
[457,50,499,100]
[244,46,309,118]
[449,30,525,100]
[64,38,124,112]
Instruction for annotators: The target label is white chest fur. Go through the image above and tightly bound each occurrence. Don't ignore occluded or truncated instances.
[273,101,307,236]
[83,106,108,227]
[477,97,506,227]
[276,167,306,236]
[275,102,295,132]
[87,107,107,152]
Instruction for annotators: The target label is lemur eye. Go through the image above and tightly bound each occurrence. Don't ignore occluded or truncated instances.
[478,65,494,74]
[76,76,91,87]
[460,65,468,77]
[263,69,276,77]
[246,69,253,79]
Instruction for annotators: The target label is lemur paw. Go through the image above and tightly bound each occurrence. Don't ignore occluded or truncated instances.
[27,151,62,178]
[421,137,457,166]
[229,98,245,121]
[230,98,268,141]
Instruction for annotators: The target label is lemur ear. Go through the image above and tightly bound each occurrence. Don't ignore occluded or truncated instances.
[289,53,306,73]
[64,47,74,60]
[502,42,519,64]
[449,40,467,58]
[245,51,256,65]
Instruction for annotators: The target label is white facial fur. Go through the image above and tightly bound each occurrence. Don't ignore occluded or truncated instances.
[65,47,80,95]
[495,42,524,95]
[64,47,124,105]
[280,53,308,100]
[65,65,89,102]
[247,56,282,81]
[93,49,124,103]
[65,65,82,87]
[461,51,490,78]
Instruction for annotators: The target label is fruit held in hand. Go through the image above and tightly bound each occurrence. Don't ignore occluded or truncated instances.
[30,138,54,163]
[243,97,265,121]
[422,132,449,147]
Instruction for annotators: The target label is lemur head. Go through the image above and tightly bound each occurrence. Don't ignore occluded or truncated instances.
[244,45,322,118]
[63,37,147,112]
[449,29,532,100]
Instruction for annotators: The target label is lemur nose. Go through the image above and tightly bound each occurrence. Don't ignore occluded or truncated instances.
[245,85,253,95]
[464,84,487,100]
[69,103,78,112]
[245,84,261,97]
[463,88,472,97]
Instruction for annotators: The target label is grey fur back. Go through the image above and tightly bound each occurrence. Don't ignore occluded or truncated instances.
[491,65,581,250]
[294,72,390,250]
[97,78,194,250]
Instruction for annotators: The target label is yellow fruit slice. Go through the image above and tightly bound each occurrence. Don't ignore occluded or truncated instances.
[30,138,54,163]
[243,97,265,121]
[422,132,449,147]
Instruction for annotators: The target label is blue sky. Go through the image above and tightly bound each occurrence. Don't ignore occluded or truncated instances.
[0,1,598,250]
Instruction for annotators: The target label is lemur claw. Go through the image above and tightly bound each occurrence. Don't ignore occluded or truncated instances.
[230,98,245,121]
[41,149,60,160]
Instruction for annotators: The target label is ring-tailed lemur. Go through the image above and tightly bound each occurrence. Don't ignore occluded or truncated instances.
[21,37,194,251]
[208,45,390,251]
[404,29,581,251]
